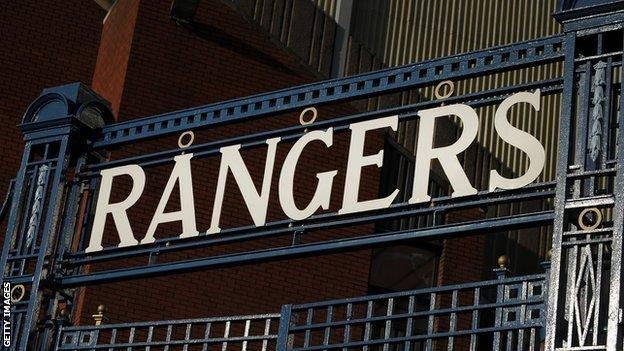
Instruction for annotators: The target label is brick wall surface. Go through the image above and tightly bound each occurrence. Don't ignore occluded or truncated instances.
[77,0,376,325]
[0,0,491,331]
[0,0,104,204]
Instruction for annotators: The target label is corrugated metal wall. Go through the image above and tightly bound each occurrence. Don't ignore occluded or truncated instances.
[351,0,560,65]
[313,0,337,18]
[232,0,565,271]
[345,0,563,272]
[349,0,562,182]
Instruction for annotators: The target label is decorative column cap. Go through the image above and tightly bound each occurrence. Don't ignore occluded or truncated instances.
[19,82,114,141]
[554,0,624,23]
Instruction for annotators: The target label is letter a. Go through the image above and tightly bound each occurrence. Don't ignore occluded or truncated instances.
[142,153,198,244]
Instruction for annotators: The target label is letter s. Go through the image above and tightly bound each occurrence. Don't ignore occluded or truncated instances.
[489,89,545,191]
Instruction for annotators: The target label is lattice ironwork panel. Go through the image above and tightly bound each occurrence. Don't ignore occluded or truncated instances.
[55,314,281,351]
[285,274,547,351]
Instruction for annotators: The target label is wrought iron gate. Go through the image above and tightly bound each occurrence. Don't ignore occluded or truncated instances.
[2,1,624,350]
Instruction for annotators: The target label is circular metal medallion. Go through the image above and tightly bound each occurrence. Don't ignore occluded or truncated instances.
[577,207,602,231]
[11,284,25,303]
[434,80,455,100]
[299,107,318,125]
[178,131,195,149]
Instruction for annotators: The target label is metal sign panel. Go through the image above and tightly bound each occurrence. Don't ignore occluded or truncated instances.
[86,91,546,253]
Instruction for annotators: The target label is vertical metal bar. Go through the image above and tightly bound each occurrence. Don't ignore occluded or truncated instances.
[342,303,352,351]
[529,327,537,351]
[470,288,480,351]
[505,330,513,351]
[592,243,603,346]
[545,32,577,351]
[404,295,415,351]
[426,292,436,351]
[363,301,373,351]
[262,318,271,351]
[605,36,624,351]
[222,320,231,351]
[202,322,211,351]
[574,63,591,198]
[382,298,394,351]
[566,244,579,345]
[304,308,313,348]
[517,283,527,350]
[164,325,172,351]
[183,323,192,351]
[492,278,506,350]
[448,290,458,351]
[242,319,251,351]
[108,328,117,351]
[146,326,153,351]
[323,306,333,348]
[276,305,293,351]
[127,327,135,351]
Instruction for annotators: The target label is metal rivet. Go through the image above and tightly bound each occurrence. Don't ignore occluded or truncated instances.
[434,80,455,100]
[578,207,602,231]
[10,284,25,303]
[299,107,318,125]
[178,131,195,149]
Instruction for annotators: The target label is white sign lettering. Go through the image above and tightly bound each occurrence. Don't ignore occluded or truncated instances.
[86,90,545,252]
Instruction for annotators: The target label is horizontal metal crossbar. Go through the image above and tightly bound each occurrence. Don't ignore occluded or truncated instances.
[80,77,562,175]
[292,274,546,309]
[93,34,565,148]
[56,211,553,287]
[63,181,555,265]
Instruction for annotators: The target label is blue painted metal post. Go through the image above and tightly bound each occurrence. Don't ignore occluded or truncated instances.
[546,2,624,350]
[492,256,511,350]
[0,83,112,351]
[276,304,293,351]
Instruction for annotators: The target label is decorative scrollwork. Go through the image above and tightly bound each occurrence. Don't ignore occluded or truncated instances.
[589,61,606,162]
[26,165,49,249]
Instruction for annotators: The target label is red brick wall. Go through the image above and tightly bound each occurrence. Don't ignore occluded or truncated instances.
[91,0,141,116]
[0,0,492,330]
[77,0,376,324]
[0,1,104,202]
[438,209,488,286]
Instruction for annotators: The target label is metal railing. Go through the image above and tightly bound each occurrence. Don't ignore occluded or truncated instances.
[55,313,281,351]
[52,265,548,351]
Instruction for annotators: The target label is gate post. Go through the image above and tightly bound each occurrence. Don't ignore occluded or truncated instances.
[0,83,112,350]
[546,2,624,350]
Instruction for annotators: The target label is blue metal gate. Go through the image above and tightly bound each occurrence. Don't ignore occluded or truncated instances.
[2,1,624,350]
